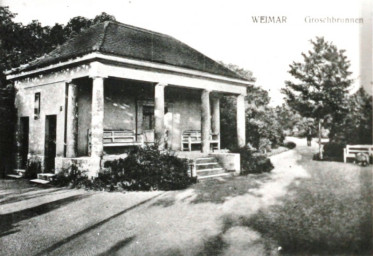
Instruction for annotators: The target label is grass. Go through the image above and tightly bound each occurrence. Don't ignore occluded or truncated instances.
[224,147,373,255]
[191,173,271,204]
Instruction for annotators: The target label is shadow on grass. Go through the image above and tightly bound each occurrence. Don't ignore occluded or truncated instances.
[34,192,163,256]
[149,196,176,208]
[0,188,67,205]
[0,194,91,237]
[191,174,271,204]
[97,236,136,256]
[221,170,372,255]
[195,233,227,256]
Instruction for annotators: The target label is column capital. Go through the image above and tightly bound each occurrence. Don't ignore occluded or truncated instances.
[155,83,168,88]
[89,75,108,79]
[210,91,223,99]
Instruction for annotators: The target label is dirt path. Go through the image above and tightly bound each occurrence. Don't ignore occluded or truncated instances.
[1,138,371,255]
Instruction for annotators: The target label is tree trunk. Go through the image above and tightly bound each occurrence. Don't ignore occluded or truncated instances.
[318,119,323,159]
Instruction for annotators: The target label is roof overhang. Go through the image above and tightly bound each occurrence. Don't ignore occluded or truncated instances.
[6,52,253,88]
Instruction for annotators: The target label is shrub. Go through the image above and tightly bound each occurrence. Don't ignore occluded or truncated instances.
[231,147,274,175]
[323,142,346,161]
[283,141,296,149]
[104,145,196,191]
[53,145,196,191]
[52,165,91,188]
[25,161,41,179]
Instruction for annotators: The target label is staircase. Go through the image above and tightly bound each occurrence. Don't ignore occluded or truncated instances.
[195,157,231,180]
[7,169,26,179]
[30,173,56,184]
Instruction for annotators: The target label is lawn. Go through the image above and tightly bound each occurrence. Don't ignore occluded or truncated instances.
[223,145,372,255]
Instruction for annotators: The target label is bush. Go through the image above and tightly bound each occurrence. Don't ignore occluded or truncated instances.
[104,145,196,191]
[52,165,91,188]
[283,141,296,149]
[53,145,196,191]
[231,147,274,175]
[323,142,346,161]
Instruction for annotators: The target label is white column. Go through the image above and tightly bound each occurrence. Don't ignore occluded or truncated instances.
[236,94,246,148]
[91,76,105,158]
[66,82,78,158]
[211,96,220,135]
[154,83,167,149]
[201,89,211,153]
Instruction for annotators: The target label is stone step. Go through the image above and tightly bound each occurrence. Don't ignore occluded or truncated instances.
[196,168,225,177]
[196,162,219,166]
[198,172,232,180]
[195,157,218,164]
[30,179,50,184]
[196,163,221,170]
[14,169,26,176]
[194,156,230,180]
[7,174,23,179]
[37,173,56,181]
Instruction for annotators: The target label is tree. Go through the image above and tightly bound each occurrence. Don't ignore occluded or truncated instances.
[220,63,285,150]
[331,87,372,145]
[0,7,117,87]
[282,37,352,157]
[220,63,255,149]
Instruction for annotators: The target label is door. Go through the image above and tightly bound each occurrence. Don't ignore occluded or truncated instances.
[20,117,29,169]
[142,105,155,144]
[45,115,57,172]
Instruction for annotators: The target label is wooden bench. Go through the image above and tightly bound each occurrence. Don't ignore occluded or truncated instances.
[181,130,220,151]
[88,129,143,155]
[344,145,373,163]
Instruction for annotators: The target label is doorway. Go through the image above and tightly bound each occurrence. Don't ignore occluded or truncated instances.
[20,117,29,169]
[45,115,57,172]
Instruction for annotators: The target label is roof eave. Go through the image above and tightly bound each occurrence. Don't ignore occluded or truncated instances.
[6,52,253,87]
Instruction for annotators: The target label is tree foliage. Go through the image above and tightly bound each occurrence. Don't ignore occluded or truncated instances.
[220,63,285,150]
[330,88,372,144]
[274,104,317,137]
[0,6,116,87]
[282,37,352,128]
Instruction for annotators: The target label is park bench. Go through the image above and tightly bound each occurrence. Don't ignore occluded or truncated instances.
[88,129,143,155]
[181,130,220,151]
[343,145,373,163]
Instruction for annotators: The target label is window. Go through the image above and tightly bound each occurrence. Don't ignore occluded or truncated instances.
[142,106,154,130]
[34,92,40,120]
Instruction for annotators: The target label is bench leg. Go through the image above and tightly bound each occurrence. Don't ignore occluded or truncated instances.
[343,149,347,163]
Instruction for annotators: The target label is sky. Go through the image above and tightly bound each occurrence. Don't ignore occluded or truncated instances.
[2,0,371,105]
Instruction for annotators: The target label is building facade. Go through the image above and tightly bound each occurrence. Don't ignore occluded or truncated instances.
[6,21,251,176]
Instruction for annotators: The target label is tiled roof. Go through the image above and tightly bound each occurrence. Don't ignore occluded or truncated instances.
[12,21,246,80]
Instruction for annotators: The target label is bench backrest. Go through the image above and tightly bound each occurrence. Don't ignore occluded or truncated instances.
[346,145,373,155]
[103,130,136,144]
[182,130,202,142]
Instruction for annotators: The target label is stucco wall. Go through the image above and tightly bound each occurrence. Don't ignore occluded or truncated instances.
[104,83,136,131]
[15,81,66,162]
[166,87,201,151]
